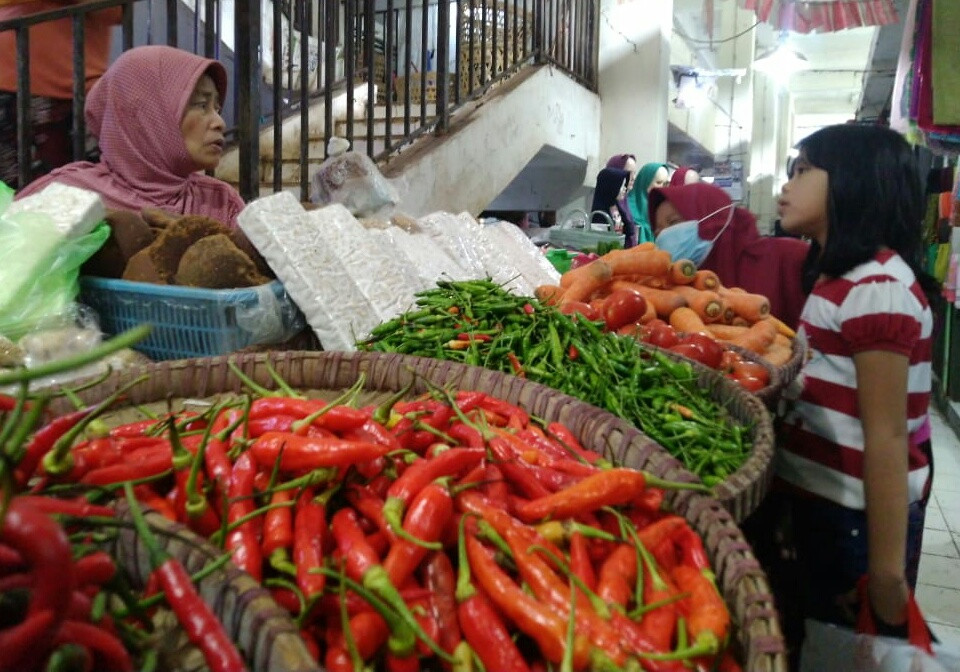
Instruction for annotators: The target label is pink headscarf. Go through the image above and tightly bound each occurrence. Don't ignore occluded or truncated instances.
[16,46,245,227]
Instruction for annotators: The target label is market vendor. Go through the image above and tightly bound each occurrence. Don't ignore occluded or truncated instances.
[15,45,244,228]
[649,181,810,329]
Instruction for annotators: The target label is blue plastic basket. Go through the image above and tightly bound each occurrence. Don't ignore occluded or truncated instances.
[79,277,306,361]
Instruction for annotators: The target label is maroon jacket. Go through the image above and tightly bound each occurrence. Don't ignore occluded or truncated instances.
[649,183,810,329]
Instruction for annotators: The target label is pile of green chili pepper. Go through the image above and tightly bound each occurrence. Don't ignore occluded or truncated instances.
[358,280,752,486]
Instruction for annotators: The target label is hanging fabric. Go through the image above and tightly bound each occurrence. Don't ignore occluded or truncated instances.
[740,0,899,33]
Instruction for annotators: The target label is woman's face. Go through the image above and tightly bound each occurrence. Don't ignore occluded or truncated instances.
[653,201,684,236]
[648,166,669,192]
[181,75,226,172]
[623,157,638,190]
[778,152,829,245]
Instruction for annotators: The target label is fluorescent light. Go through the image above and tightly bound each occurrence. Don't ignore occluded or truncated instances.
[753,31,809,76]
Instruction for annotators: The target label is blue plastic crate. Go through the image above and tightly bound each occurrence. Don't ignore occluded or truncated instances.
[79,277,306,361]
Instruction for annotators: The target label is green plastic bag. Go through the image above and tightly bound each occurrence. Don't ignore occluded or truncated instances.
[0,182,110,340]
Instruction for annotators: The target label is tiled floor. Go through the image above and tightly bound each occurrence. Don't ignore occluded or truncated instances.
[917,405,960,648]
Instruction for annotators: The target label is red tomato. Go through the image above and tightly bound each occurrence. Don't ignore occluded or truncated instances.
[733,360,771,385]
[719,349,742,374]
[559,301,600,322]
[602,289,649,331]
[668,342,706,363]
[644,323,680,349]
[616,322,645,338]
[680,333,725,369]
[735,375,767,393]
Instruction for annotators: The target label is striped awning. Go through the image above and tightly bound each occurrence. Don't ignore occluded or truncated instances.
[740,0,899,33]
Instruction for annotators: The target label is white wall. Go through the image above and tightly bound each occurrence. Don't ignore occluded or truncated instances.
[596,0,673,177]
[389,65,602,217]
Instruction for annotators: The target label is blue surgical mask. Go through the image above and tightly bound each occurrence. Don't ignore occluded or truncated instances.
[654,203,735,266]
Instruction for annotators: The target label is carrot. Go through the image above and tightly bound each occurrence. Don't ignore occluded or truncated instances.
[630,286,687,318]
[602,248,672,278]
[717,287,771,322]
[691,269,720,291]
[761,343,793,367]
[766,315,797,339]
[560,258,608,289]
[535,285,564,305]
[560,262,613,304]
[728,319,777,354]
[639,275,669,289]
[669,307,709,335]
[718,299,737,324]
[668,259,697,285]
[668,286,724,323]
[638,298,657,324]
[706,324,750,341]
[730,316,750,327]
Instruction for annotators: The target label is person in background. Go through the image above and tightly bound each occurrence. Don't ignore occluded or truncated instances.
[590,167,637,247]
[0,0,121,189]
[627,162,669,245]
[669,165,700,186]
[16,45,245,228]
[649,181,809,329]
[605,153,637,187]
[775,124,937,661]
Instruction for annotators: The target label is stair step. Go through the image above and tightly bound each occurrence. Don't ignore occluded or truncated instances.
[333,117,436,141]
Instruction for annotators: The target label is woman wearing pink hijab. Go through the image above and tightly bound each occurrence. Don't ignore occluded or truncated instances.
[16,45,244,227]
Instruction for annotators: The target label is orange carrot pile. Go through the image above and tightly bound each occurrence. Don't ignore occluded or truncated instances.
[537,244,796,367]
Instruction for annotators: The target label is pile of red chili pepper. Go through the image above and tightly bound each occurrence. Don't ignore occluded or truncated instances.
[21,360,743,672]
[1,326,249,672]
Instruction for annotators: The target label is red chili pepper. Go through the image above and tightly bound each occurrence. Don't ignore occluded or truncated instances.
[481,463,511,509]
[507,351,526,377]
[670,564,729,649]
[496,459,553,499]
[202,411,235,504]
[270,587,301,614]
[0,499,75,671]
[79,445,172,486]
[324,611,390,668]
[514,468,649,522]
[422,551,462,658]
[249,397,325,421]
[464,531,590,668]
[638,569,678,652]
[382,483,454,587]
[250,431,391,471]
[108,418,160,438]
[383,448,483,537]
[12,494,114,518]
[123,484,248,672]
[610,611,686,671]
[262,488,294,558]
[652,536,679,573]
[346,484,395,541]
[523,302,535,315]
[73,551,117,587]
[386,652,420,672]
[545,422,600,464]
[456,332,492,342]
[293,488,328,601]
[225,452,262,582]
[673,525,711,572]
[597,544,637,610]
[245,414,298,437]
[298,628,321,662]
[316,587,434,619]
[447,422,484,449]
[477,396,529,428]
[15,408,93,485]
[134,484,178,522]
[54,620,133,671]
[331,508,383,584]
[570,530,597,592]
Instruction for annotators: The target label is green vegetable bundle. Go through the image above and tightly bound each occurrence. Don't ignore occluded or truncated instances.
[358,280,751,485]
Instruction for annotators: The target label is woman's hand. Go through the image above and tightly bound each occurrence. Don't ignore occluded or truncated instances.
[867,573,909,627]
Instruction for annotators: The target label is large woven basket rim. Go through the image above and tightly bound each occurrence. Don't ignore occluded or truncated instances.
[49,350,787,671]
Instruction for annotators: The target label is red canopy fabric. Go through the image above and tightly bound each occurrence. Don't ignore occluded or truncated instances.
[740,0,898,33]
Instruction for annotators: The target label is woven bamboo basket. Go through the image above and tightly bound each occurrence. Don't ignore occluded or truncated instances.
[50,350,788,671]
[103,501,321,672]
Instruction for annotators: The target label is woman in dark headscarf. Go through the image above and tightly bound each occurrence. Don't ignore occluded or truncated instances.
[669,166,700,186]
[648,182,810,328]
[590,168,637,247]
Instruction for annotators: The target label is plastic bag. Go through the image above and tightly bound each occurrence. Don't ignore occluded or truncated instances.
[800,582,960,672]
[309,139,400,217]
[0,182,110,340]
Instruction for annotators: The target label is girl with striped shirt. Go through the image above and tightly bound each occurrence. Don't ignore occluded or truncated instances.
[776,124,938,644]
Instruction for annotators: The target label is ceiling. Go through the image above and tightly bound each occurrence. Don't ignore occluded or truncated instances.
[672,0,907,144]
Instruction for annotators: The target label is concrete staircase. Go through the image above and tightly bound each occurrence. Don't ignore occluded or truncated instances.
[216,85,439,199]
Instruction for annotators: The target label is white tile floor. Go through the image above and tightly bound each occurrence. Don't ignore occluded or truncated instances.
[917,405,960,648]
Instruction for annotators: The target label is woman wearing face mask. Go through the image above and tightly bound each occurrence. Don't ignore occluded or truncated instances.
[589,167,637,247]
[626,162,669,245]
[649,182,810,329]
[16,45,245,228]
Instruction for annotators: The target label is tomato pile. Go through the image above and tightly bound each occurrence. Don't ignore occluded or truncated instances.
[17,369,742,671]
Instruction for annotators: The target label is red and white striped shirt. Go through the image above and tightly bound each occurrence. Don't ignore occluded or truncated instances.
[777,250,933,509]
